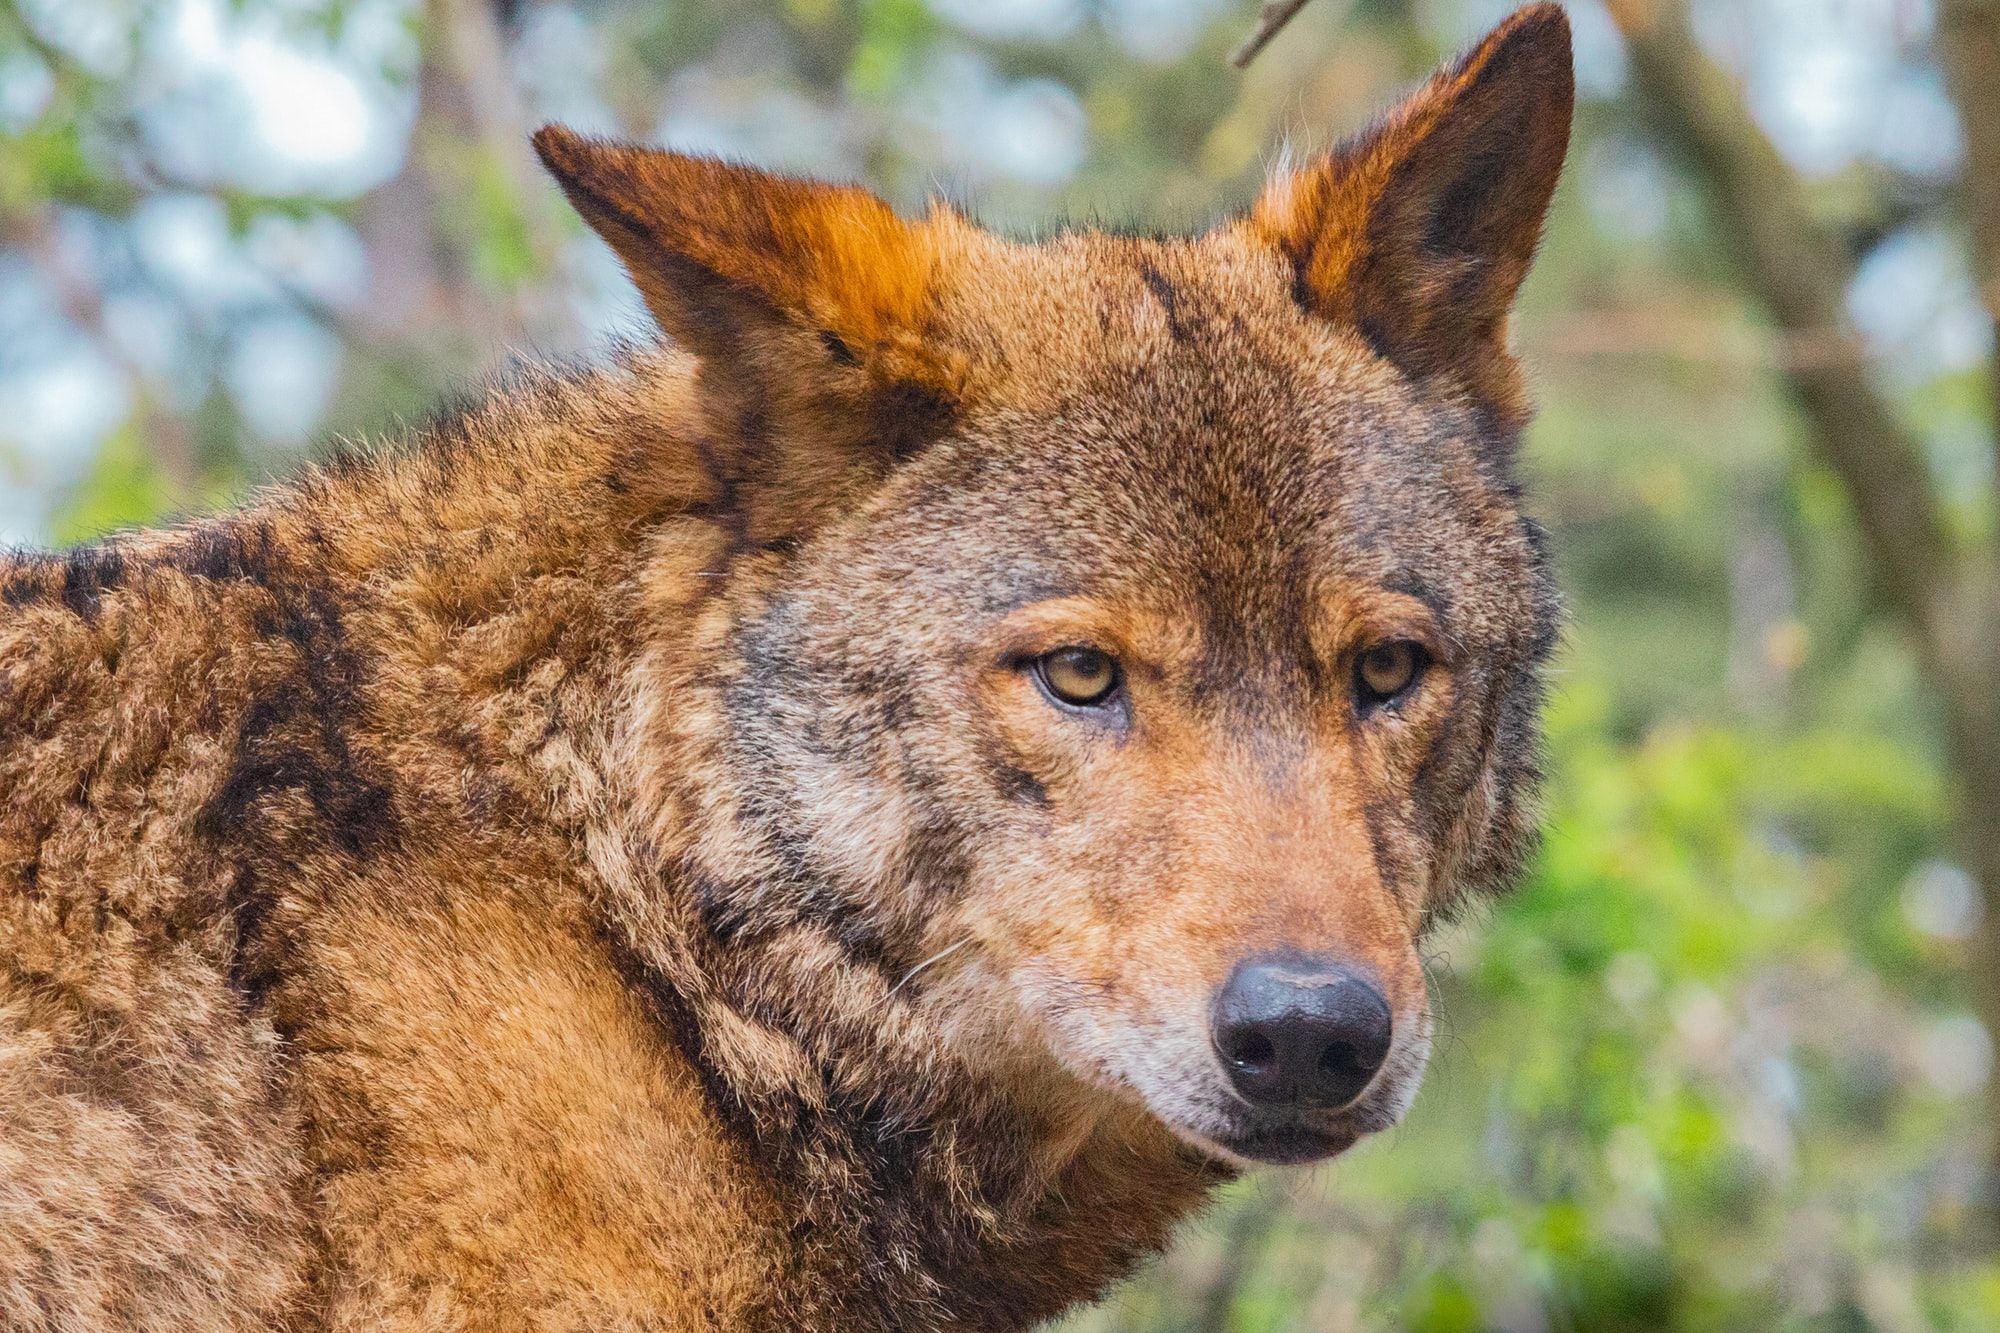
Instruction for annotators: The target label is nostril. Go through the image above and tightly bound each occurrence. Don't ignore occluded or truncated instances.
[1223,1028,1276,1072]
[1318,1040,1368,1080]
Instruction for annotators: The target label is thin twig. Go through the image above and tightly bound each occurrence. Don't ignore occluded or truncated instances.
[1231,0,1315,68]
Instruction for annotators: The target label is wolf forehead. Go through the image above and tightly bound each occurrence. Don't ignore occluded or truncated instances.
[532,0,1572,662]
[830,239,1550,653]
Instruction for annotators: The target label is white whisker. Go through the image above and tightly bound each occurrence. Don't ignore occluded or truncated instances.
[887,936,975,1001]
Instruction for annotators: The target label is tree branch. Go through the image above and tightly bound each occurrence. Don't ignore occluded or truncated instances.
[1604,0,1974,677]
[1937,0,2000,465]
[420,0,573,347]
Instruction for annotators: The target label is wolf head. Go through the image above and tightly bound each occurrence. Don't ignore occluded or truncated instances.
[541,4,1570,1169]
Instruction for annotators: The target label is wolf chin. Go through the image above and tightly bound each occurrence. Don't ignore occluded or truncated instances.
[0,6,1571,1329]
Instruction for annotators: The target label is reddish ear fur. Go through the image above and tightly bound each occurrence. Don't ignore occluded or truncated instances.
[1247,3,1574,422]
[533,127,970,478]
[532,127,953,389]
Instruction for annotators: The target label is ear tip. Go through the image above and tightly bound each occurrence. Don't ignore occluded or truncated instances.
[1470,3,1575,107]
[531,124,644,184]
[1505,2,1572,38]
[1492,3,1574,63]
[532,123,591,174]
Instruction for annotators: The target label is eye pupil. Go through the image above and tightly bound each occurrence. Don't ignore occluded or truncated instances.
[1357,641,1424,705]
[1039,647,1119,707]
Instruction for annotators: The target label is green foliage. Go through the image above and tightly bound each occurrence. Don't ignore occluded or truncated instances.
[431,140,544,292]
[48,418,177,544]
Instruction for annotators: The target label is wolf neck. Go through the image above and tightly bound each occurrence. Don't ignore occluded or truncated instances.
[274,347,715,588]
[590,832,1226,1326]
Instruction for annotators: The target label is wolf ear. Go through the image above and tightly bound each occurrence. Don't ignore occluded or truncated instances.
[532,127,960,454]
[1248,3,1572,418]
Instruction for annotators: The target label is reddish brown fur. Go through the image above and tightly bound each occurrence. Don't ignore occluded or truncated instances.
[0,8,1572,1329]
[1247,3,1574,424]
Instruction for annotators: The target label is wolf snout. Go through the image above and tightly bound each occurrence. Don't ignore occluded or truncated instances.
[1210,957,1393,1111]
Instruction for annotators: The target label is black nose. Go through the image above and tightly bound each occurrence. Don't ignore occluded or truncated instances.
[1211,958,1393,1111]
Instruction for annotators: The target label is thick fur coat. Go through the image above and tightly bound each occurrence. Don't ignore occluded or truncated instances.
[0,8,1572,1329]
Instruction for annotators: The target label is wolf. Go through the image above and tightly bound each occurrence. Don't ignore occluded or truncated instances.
[0,6,1570,1329]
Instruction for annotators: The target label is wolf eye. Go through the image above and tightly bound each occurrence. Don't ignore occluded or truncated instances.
[1356,641,1427,708]
[1035,646,1121,709]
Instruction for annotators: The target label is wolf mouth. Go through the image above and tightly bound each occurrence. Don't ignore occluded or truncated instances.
[1197,1120,1361,1167]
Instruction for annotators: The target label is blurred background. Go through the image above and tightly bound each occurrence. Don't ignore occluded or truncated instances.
[2,0,1996,1327]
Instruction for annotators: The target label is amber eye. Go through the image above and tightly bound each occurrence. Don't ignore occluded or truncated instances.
[1356,640,1427,707]
[1035,646,1121,708]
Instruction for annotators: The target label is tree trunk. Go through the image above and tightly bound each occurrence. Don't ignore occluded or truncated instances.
[1604,0,2000,1238]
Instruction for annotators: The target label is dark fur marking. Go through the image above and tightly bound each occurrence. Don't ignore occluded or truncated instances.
[594,919,769,1162]
[808,896,903,980]
[818,330,860,367]
[1382,569,1452,622]
[900,802,973,898]
[686,439,759,566]
[1289,251,1316,316]
[1,550,125,619]
[1469,398,1522,470]
[51,547,127,624]
[690,872,746,946]
[1138,261,1188,342]
[870,379,955,464]
[720,612,926,981]
[1410,670,1489,846]
[845,664,918,732]
[221,866,282,1006]
[993,762,1047,807]
[1458,676,1542,901]
[196,582,400,863]
[752,788,906,979]
[1190,610,1315,720]
[1519,517,1562,658]
[1423,144,1512,262]
[1353,314,1398,366]
[978,575,1082,617]
[1,565,46,609]
[168,522,279,585]
[819,1071,931,1207]
[598,891,987,1326]
[1359,789,1414,915]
